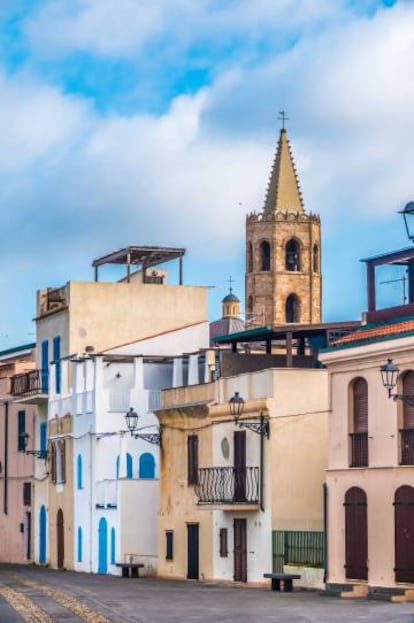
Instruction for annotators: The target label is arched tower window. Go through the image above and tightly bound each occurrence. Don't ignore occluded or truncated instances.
[247,242,253,273]
[259,241,271,271]
[313,244,319,273]
[350,377,368,467]
[247,296,253,313]
[285,294,300,323]
[285,239,301,272]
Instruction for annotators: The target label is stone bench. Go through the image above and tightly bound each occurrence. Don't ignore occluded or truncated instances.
[263,573,301,592]
[116,563,145,578]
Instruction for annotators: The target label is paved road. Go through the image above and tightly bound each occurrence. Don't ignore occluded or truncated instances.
[0,565,413,622]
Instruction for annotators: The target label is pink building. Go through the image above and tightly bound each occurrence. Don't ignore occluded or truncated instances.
[0,343,36,563]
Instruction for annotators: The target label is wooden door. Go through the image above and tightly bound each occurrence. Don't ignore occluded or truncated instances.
[234,431,246,502]
[39,506,46,564]
[233,518,247,582]
[394,485,414,583]
[25,512,31,560]
[344,487,367,580]
[187,524,199,580]
[56,509,64,569]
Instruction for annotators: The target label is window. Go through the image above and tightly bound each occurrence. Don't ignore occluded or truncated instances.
[40,423,47,455]
[50,443,56,484]
[41,340,49,392]
[260,241,271,271]
[313,244,319,273]
[77,454,83,490]
[247,242,253,273]
[54,440,66,484]
[247,296,253,315]
[219,528,228,557]
[23,483,31,506]
[18,410,26,452]
[166,531,173,560]
[53,336,61,394]
[187,434,198,485]
[126,453,133,479]
[285,294,300,323]
[116,455,120,479]
[349,377,368,467]
[77,527,83,563]
[111,528,116,565]
[286,239,301,272]
[139,453,155,479]
[400,372,414,464]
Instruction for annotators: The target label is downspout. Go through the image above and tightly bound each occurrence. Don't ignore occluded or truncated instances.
[3,401,8,515]
[89,426,93,573]
[323,482,328,584]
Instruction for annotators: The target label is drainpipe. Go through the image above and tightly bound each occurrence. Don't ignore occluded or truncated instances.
[323,482,328,584]
[3,401,8,515]
[89,426,93,573]
[260,413,264,512]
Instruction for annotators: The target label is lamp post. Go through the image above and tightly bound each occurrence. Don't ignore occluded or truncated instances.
[380,358,414,407]
[124,407,161,446]
[21,432,48,459]
[399,202,414,244]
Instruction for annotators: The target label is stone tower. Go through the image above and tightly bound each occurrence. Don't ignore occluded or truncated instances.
[245,128,321,326]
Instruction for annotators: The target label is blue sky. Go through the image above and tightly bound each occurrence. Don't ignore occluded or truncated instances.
[0,0,411,348]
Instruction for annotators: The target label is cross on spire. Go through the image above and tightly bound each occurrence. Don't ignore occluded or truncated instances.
[278,110,289,130]
[226,276,234,294]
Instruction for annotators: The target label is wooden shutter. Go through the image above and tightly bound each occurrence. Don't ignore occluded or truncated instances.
[60,440,66,483]
[219,528,228,557]
[166,531,173,560]
[187,435,198,485]
[353,378,368,433]
[18,410,26,451]
[403,372,414,429]
[50,442,56,484]
[23,483,31,506]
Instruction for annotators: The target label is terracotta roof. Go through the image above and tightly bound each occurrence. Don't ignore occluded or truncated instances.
[332,318,414,347]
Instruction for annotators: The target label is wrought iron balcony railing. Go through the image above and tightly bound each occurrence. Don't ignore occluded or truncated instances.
[349,432,368,467]
[400,428,414,465]
[195,466,260,505]
[11,369,49,397]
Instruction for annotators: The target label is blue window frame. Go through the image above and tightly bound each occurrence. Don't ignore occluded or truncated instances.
[53,336,61,394]
[77,526,83,562]
[41,340,49,392]
[111,528,116,565]
[116,455,120,479]
[126,453,133,479]
[40,423,47,454]
[77,454,83,490]
[139,453,155,479]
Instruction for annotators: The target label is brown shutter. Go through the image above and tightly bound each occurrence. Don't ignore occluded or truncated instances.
[50,442,56,484]
[219,528,228,557]
[353,378,368,433]
[61,440,66,484]
[403,372,414,429]
[187,435,198,485]
[23,482,31,506]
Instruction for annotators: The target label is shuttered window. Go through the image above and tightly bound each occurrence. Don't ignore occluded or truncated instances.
[18,410,26,452]
[50,443,56,484]
[187,434,198,485]
[219,528,228,557]
[353,378,368,433]
[403,372,414,429]
[59,440,66,484]
[166,531,173,560]
[23,483,31,506]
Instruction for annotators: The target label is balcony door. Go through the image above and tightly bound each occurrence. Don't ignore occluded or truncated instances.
[344,487,367,580]
[233,519,247,582]
[187,523,199,580]
[234,431,246,502]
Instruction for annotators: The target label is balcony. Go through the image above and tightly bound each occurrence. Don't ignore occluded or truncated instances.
[349,432,368,467]
[195,466,260,510]
[400,429,414,465]
[11,370,48,404]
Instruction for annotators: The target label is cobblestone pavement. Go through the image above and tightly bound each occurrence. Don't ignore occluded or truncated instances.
[0,565,413,623]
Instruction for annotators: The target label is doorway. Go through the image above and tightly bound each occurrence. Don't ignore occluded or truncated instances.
[187,524,199,580]
[56,509,64,569]
[98,517,108,574]
[344,487,367,580]
[233,518,247,582]
[395,485,414,583]
[234,431,246,502]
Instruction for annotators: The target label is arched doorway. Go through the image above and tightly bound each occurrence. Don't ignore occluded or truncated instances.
[394,485,414,582]
[98,518,108,574]
[56,509,64,569]
[344,487,367,580]
[39,505,46,564]
[285,294,300,323]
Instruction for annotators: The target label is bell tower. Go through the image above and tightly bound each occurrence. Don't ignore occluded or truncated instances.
[245,124,321,326]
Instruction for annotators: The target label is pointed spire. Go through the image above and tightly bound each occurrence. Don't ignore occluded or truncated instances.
[263,128,304,215]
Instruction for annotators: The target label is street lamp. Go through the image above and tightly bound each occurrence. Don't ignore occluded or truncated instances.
[124,407,161,446]
[380,358,414,407]
[21,432,48,459]
[228,392,270,438]
[399,202,414,244]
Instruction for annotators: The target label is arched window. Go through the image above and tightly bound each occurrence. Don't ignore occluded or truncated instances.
[313,244,319,273]
[116,455,120,479]
[77,526,83,563]
[350,377,368,467]
[139,453,155,479]
[285,294,300,323]
[126,453,133,479]
[285,239,301,272]
[247,242,253,273]
[259,241,271,271]
[110,528,116,565]
[77,454,82,490]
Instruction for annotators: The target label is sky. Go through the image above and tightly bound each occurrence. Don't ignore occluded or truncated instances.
[0,0,412,349]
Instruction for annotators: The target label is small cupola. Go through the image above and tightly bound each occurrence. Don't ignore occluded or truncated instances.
[222,287,241,319]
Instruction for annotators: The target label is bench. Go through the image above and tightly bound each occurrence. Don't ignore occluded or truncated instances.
[116,563,144,578]
[263,573,301,592]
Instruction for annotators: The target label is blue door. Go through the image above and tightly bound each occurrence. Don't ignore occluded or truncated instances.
[41,340,49,392]
[39,506,46,564]
[98,518,108,574]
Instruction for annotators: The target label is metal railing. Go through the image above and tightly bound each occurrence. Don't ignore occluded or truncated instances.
[11,370,48,397]
[195,466,259,504]
[272,531,324,572]
[400,428,414,465]
[349,432,368,467]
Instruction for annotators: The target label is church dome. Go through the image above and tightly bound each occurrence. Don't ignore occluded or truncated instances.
[222,292,240,304]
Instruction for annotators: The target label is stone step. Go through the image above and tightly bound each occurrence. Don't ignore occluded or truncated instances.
[340,584,368,599]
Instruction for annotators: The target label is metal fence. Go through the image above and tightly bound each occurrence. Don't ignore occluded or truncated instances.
[272,530,324,572]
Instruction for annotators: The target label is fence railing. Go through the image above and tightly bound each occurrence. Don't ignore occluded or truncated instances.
[11,369,48,397]
[195,466,259,505]
[349,432,368,467]
[272,530,324,572]
[400,428,414,465]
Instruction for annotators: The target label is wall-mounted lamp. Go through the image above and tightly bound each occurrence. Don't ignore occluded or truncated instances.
[380,358,414,406]
[228,392,270,438]
[125,407,161,446]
